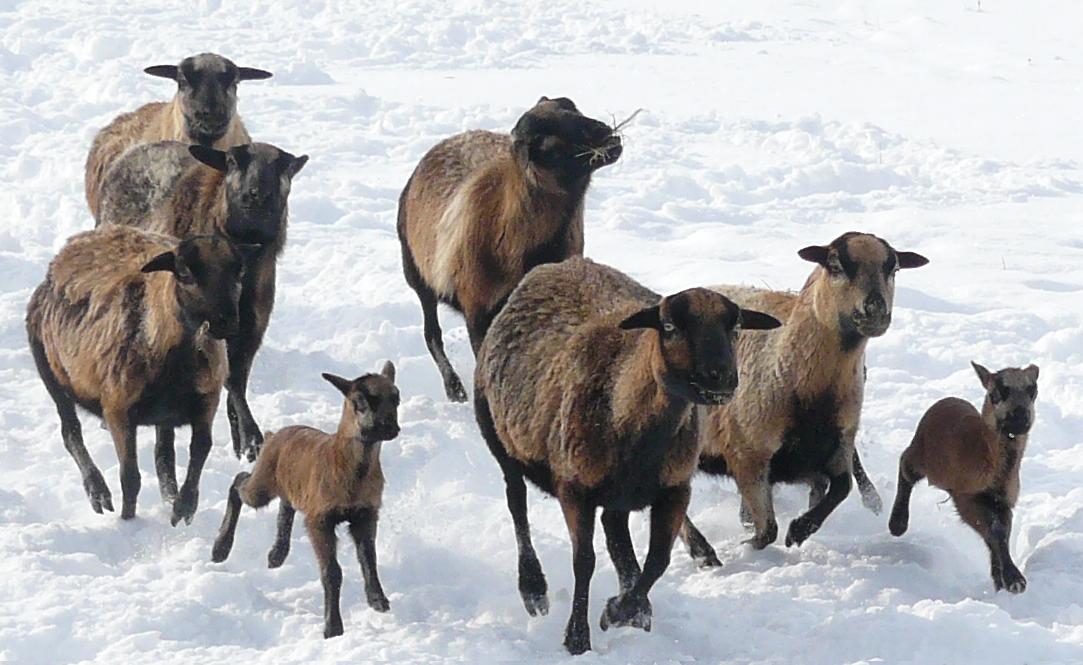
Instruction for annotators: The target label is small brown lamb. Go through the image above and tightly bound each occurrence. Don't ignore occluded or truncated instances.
[211,362,400,638]
[889,362,1039,593]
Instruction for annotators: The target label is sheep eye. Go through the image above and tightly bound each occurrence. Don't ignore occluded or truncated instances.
[662,322,676,334]
[1026,385,1037,399]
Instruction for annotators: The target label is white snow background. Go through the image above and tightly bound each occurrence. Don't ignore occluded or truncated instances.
[2,1,1083,663]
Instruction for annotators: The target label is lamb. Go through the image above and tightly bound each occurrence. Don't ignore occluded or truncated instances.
[889,362,1038,593]
[211,362,400,638]
[26,225,248,524]
[398,96,623,402]
[85,52,271,220]
[474,257,781,654]
[679,232,929,565]
[98,141,308,461]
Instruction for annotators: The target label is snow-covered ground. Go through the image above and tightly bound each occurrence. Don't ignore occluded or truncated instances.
[2,1,1083,662]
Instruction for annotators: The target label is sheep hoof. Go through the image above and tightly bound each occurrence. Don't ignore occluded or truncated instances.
[785,516,818,547]
[367,593,390,612]
[860,485,884,515]
[170,487,199,526]
[83,472,113,514]
[211,535,233,563]
[998,565,1027,594]
[521,591,549,617]
[599,593,652,632]
[323,621,344,639]
[743,521,778,550]
[240,433,263,463]
[563,618,591,655]
[888,512,909,537]
[267,546,289,569]
[444,375,468,403]
[121,502,137,520]
[692,549,723,569]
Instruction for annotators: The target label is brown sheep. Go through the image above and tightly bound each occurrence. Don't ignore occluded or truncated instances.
[85,53,271,219]
[475,257,780,654]
[398,96,623,402]
[889,362,1039,593]
[26,225,248,524]
[679,232,929,565]
[211,362,400,639]
[98,141,308,462]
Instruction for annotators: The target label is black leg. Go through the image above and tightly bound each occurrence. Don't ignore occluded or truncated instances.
[808,475,828,510]
[268,500,295,568]
[558,487,596,655]
[889,457,923,537]
[171,419,212,526]
[154,426,178,504]
[679,515,722,568]
[226,334,263,462]
[421,287,467,402]
[852,449,883,515]
[105,413,139,520]
[601,509,641,592]
[212,472,251,562]
[347,508,390,612]
[957,493,1026,593]
[307,516,344,638]
[786,470,852,547]
[601,485,689,634]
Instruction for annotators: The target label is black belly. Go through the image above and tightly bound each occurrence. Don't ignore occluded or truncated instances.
[769,391,843,484]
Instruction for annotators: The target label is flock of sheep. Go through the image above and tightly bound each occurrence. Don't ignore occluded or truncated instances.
[24,52,1041,654]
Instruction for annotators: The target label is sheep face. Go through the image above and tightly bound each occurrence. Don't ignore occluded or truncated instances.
[144,53,272,146]
[973,362,1039,438]
[322,361,401,443]
[141,235,247,339]
[511,96,622,185]
[620,288,781,406]
[798,232,928,346]
[189,143,308,247]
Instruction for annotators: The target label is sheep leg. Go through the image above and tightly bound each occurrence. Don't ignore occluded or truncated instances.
[601,509,641,591]
[154,426,178,503]
[733,463,777,549]
[104,412,139,520]
[307,515,345,638]
[678,516,722,568]
[417,283,467,403]
[267,500,295,568]
[558,487,596,655]
[888,454,923,537]
[171,419,212,526]
[602,485,690,634]
[852,448,883,515]
[786,470,852,547]
[347,507,390,612]
[226,332,263,462]
[211,471,251,562]
[808,475,828,509]
[956,492,1026,593]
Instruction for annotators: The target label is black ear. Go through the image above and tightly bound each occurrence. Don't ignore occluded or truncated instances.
[740,308,783,330]
[1024,364,1039,382]
[144,64,178,80]
[287,154,308,179]
[537,95,550,104]
[798,245,830,266]
[897,251,929,269]
[380,360,396,382]
[238,67,273,81]
[188,145,228,172]
[322,372,353,396]
[972,361,994,389]
[141,251,177,274]
[618,305,661,331]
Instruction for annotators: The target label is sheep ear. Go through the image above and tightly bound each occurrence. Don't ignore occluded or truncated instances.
[322,372,353,396]
[237,67,273,81]
[797,245,830,266]
[618,305,661,331]
[144,65,178,80]
[380,361,396,382]
[188,145,228,172]
[1024,364,1039,382]
[740,308,782,330]
[537,95,550,104]
[287,154,308,179]
[141,251,177,274]
[897,251,929,269]
[971,362,994,389]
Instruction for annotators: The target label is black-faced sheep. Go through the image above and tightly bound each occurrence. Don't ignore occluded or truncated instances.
[398,96,623,402]
[475,257,780,654]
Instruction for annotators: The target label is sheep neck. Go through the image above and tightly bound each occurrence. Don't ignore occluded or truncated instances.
[776,280,868,397]
[332,401,378,471]
[611,330,691,441]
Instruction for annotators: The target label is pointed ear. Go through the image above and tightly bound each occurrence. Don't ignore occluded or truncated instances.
[188,145,228,172]
[740,308,782,330]
[1023,364,1039,382]
[380,360,396,382]
[322,372,353,396]
[144,64,178,80]
[287,154,308,179]
[141,251,177,274]
[237,66,273,81]
[798,245,830,266]
[897,251,929,269]
[971,362,994,389]
[537,95,550,104]
[618,305,661,331]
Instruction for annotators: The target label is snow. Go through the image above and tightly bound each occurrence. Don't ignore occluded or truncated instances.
[2,1,1083,663]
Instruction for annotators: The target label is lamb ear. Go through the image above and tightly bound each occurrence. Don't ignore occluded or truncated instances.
[797,245,830,266]
[740,308,782,330]
[237,66,273,81]
[287,154,308,179]
[537,95,550,104]
[971,361,994,389]
[1024,364,1039,382]
[322,372,354,396]
[897,251,929,269]
[141,251,177,274]
[380,360,396,382]
[618,305,661,331]
[188,145,228,172]
[144,65,178,80]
